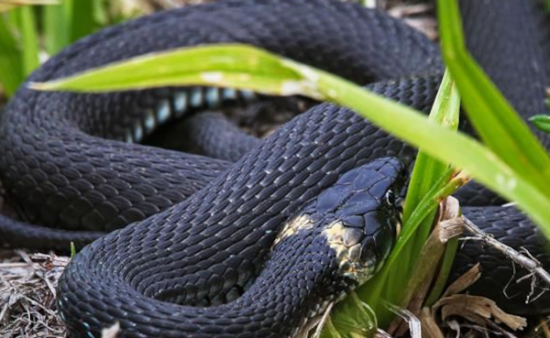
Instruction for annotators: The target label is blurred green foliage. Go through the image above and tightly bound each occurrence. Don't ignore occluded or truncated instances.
[0,0,139,97]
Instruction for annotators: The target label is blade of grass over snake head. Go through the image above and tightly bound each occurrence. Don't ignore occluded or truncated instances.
[373,70,460,326]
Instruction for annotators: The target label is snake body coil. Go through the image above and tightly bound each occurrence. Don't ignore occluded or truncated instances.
[1,0,550,337]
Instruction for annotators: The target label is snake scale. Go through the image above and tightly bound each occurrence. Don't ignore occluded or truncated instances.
[1,0,550,337]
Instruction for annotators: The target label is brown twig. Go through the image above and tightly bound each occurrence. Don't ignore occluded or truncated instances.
[461,217,550,299]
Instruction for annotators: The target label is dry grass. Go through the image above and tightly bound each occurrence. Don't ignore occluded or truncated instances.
[0,250,69,338]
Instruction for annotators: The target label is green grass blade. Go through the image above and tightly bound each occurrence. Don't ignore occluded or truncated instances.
[318,318,342,338]
[0,14,24,96]
[43,0,71,55]
[402,71,460,222]
[386,70,460,309]
[69,0,97,41]
[30,44,321,97]
[424,236,459,306]
[0,0,58,12]
[403,70,460,265]
[327,293,377,338]
[92,0,107,26]
[15,6,39,75]
[530,115,550,134]
[40,0,110,58]
[437,0,550,191]
[70,242,76,258]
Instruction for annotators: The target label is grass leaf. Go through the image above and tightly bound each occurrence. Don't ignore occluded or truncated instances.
[14,6,39,75]
[424,235,459,306]
[29,44,323,98]
[380,70,460,317]
[0,0,58,12]
[437,0,550,194]
[43,0,71,55]
[401,70,459,275]
[530,115,550,134]
[70,0,100,41]
[0,13,24,96]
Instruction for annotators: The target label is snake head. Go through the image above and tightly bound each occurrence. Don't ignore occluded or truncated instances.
[318,157,406,286]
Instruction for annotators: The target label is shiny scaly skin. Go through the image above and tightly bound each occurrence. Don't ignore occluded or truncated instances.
[57,158,404,338]
[0,0,549,337]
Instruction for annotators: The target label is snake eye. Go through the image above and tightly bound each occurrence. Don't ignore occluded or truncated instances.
[384,189,395,206]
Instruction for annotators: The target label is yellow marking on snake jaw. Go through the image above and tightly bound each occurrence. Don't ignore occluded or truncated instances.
[322,220,347,258]
[322,221,375,285]
[273,214,315,247]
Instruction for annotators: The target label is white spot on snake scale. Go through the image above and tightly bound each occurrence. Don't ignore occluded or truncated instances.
[173,91,187,117]
[133,121,143,142]
[190,88,204,108]
[273,214,315,247]
[143,109,156,132]
[156,100,171,123]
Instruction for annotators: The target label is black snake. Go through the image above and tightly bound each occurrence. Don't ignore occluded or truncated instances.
[1,0,550,337]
